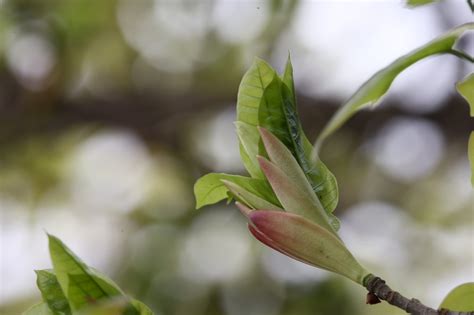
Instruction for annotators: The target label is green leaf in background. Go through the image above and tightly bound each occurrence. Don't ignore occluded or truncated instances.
[456,73,474,117]
[23,303,54,315]
[75,297,138,315]
[315,23,474,151]
[469,132,474,186]
[35,270,71,315]
[439,282,474,311]
[48,234,121,310]
[406,0,438,7]
[130,299,154,315]
[194,173,280,209]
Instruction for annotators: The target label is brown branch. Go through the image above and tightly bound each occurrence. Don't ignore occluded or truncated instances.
[364,275,474,315]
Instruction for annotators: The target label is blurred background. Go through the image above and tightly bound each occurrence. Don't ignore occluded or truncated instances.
[0,0,473,314]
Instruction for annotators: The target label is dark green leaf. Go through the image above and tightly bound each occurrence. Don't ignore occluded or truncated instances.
[35,269,71,315]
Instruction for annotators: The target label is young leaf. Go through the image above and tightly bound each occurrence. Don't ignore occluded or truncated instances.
[277,59,340,214]
[221,179,283,210]
[235,121,264,179]
[315,23,474,150]
[439,282,474,311]
[35,269,71,315]
[236,58,276,176]
[48,234,121,310]
[194,173,280,209]
[23,303,54,315]
[469,132,474,186]
[456,73,474,116]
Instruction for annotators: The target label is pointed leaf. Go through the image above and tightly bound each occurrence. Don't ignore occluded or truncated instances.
[257,156,338,236]
[35,269,71,315]
[281,55,296,104]
[456,73,474,117]
[316,23,474,150]
[248,210,368,284]
[439,282,474,312]
[269,59,340,214]
[258,127,321,205]
[221,180,282,210]
[48,235,121,311]
[23,303,54,315]
[194,173,280,209]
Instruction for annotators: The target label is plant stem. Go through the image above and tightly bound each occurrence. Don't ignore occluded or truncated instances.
[363,275,474,315]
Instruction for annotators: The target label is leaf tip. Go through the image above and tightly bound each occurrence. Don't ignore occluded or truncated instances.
[235,202,253,217]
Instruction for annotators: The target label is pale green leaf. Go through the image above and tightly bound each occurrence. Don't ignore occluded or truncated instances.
[236,58,276,176]
[23,303,53,315]
[221,179,282,210]
[456,73,474,116]
[131,299,154,315]
[439,282,474,311]
[35,269,71,315]
[194,173,280,209]
[74,297,138,315]
[235,121,264,179]
[469,132,474,187]
[48,234,121,311]
[316,23,474,150]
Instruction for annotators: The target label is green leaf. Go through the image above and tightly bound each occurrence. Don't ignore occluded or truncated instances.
[235,121,264,179]
[316,23,474,150]
[221,179,282,210]
[130,299,154,315]
[23,303,54,315]
[456,73,474,116]
[406,0,438,7]
[194,173,280,209]
[48,234,121,311]
[75,297,138,315]
[278,59,340,214]
[236,58,276,176]
[469,132,474,187]
[35,269,71,315]
[439,282,474,311]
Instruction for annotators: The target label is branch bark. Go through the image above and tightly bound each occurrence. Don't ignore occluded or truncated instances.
[364,275,474,315]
